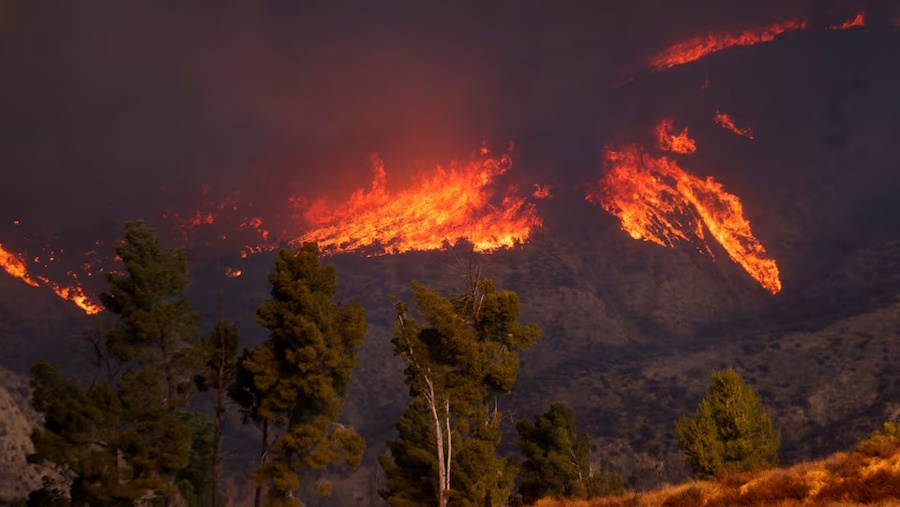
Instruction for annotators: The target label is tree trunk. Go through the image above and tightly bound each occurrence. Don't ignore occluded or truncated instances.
[212,343,227,507]
[255,419,268,507]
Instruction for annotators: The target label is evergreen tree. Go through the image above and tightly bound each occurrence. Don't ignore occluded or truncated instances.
[676,368,780,478]
[379,278,540,507]
[228,346,272,507]
[516,402,624,504]
[196,321,240,507]
[29,360,133,506]
[243,244,367,506]
[29,220,207,506]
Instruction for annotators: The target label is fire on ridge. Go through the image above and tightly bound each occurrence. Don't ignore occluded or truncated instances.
[0,244,102,314]
[649,18,807,71]
[297,145,543,255]
[827,12,865,30]
[649,10,872,72]
[586,127,781,294]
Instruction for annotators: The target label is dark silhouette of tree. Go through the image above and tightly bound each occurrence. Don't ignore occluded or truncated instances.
[196,321,240,507]
[237,244,367,506]
[516,402,624,504]
[29,221,209,506]
[379,277,540,507]
[676,368,780,478]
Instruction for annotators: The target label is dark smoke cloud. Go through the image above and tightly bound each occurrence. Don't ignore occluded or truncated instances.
[0,0,888,253]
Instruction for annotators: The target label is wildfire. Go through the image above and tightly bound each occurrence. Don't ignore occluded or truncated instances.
[714,111,755,139]
[656,119,697,154]
[532,184,552,199]
[225,267,242,278]
[298,145,542,255]
[586,145,781,294]
[0,244,41,287]
[649,18,807,70]
[827,12,865,30]
[0,244,102,314]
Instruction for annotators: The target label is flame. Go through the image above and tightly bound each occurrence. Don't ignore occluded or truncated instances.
[714,111,755,139]
[656,119,697,154]
[225,267,242,278]
[0,244,102,314]
[532,184,552,199]
[649,18,807,70]
[586,145,781,294]
[827,12,865,30]
[297,145,542,255]
[0,244,41,287]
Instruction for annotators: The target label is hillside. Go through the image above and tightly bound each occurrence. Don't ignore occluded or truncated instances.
[0,20,898,507]
[531,434,900,507]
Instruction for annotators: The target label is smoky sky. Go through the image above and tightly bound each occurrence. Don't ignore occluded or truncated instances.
[0,0,892,254]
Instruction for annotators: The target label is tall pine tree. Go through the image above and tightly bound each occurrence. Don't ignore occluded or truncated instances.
[242,244,367,506]
[379,278,540,507]
[29,220,209,506]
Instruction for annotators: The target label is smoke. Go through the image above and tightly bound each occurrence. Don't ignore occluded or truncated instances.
[0,0,895,280]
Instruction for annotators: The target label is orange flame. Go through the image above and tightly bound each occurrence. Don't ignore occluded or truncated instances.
[0,244,102,314]
[656,119,697,154]
[0,244,41,287]
[827,12,865,30]
[586,145,781,294]
[225,267,242,278]
[532,184,552,199]
[298,146,542,255]
[714,111,755,139]
[649,18,807,70]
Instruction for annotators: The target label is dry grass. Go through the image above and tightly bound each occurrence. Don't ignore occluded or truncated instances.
[531,437,900,507]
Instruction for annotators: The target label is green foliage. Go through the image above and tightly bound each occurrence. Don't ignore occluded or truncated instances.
[29,221,207,506]
[675,368,779,478]
[243,244,367,506]
[516,402,624,504]
[100,220,201,411]
[380,278,540,507]
[175,412,216,507]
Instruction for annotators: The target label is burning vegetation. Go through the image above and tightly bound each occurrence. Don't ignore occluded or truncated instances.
[715,111,755,139]
[649,18,807,71]
[656,118,698,154]
[0,244,101,314]
[587,138,781,294]
[297,145,542,255]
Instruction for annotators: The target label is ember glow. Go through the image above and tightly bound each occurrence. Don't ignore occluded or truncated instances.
[586,145,781,294]
[532,184,552,199]
[0,244,102,314]
[649,18,807,70]
[656,119,697,154]
[298,145,542,255]
[827,12,865,30]
[714,111,755,139]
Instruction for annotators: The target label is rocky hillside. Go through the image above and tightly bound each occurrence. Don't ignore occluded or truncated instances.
[0,366,43,504]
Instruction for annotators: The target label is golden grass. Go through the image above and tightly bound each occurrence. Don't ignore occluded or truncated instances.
[531,437,900,507]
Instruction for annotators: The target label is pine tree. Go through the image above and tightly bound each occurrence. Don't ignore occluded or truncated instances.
[380,277,540,507]
[101,220,201,412]
[29,221,208,506]
[676,368,780,478]
[195,321,240,507]
[243,244,367,506]
[516,402,624,504]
